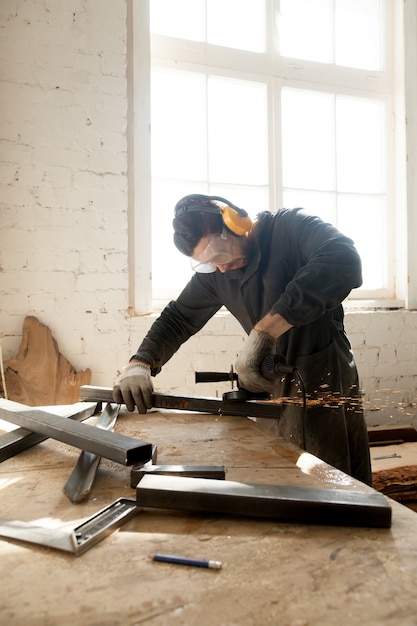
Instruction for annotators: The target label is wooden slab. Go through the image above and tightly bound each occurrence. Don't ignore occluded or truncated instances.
[2,316,91,405]
[371,441,417,501]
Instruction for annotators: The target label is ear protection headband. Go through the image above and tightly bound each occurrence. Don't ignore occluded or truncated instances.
[174,194,252,236]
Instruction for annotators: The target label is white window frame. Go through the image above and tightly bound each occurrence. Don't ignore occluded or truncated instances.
[128,0,417,314]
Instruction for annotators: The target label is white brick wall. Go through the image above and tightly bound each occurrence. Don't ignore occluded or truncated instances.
[1,1,417,428]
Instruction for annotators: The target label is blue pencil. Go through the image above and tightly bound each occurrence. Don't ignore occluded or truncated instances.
[150,553,222,569]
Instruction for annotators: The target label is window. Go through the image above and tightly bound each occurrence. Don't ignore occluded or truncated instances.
[130,0,406,312]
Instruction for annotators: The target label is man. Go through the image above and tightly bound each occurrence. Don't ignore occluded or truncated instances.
[113,194,372,485]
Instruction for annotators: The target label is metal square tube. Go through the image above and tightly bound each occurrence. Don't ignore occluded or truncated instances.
[136,474,392,528]
[79,385,283,419]
[0,405,153,465]
[131,464,226,487]
[0,402,98,462]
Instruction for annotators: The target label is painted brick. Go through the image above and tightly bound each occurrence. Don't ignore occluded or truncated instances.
[374,360,404,378]
[75,272,129,292]
[0,293,31,313]
[28,292,56,312]
[347,332,366,348]
[193,334,242,354]
[359,346,379,364]
[377,346,397,364]
[400,325,417,346]
[396,342,417,361]
[364,327,403,348]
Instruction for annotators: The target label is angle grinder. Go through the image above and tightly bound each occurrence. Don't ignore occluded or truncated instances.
[195,356,297,402]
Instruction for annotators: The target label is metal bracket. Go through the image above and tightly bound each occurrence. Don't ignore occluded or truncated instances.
[0,498,138,556]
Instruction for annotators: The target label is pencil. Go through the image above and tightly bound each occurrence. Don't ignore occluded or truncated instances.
[150,553,222,569]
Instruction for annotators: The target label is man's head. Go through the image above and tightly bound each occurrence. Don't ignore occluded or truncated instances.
[173,194,253,273]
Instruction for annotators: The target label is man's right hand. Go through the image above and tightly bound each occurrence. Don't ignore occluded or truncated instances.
[113,360,153,413]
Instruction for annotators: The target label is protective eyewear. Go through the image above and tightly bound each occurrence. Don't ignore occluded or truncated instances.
[191,229,235,273]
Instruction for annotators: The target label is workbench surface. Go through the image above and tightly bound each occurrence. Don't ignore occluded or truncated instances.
[0,407,416,626]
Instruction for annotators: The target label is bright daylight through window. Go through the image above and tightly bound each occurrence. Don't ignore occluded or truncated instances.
[143,0,398,304]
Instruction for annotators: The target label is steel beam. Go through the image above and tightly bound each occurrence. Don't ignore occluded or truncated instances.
[0,403,153,466]
[79,385,284,420]
[136,474,392,528]
[0,401,99,462]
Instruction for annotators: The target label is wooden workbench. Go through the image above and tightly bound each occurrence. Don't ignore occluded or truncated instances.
[0,407,417,626]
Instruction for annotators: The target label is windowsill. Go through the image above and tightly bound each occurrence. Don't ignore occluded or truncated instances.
[343,299,405,311]
[133,299,407,317]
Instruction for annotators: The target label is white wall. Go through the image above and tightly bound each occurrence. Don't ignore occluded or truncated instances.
[1,0,417,428]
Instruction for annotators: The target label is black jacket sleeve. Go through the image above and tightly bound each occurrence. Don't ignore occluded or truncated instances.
[133,273,223,375]
[271,211,362,326]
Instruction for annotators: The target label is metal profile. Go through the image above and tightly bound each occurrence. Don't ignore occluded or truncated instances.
[136,474,392,528]
[131,464,226,488]
[79,385,284,420]
[63,403,121,503]
[0,401,99,462]
[0,404,153,466]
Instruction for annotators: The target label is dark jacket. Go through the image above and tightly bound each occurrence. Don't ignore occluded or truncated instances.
[135,209,372,485]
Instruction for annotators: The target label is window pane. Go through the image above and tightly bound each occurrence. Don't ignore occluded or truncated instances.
[210,185,270,219]
[279,0,333,63]
[150,0,205,41]
[279,0,384,70]
[336,96,385,194]
[281,88,335,190]
[283,190,336,225]
[150,0,265,52]
[335,0,383,71]
[208,77,268,185]
[337,195,386,290]
[151,70,207,181]
[151,181,203,298]
[283,191,386,290]
[208,0,265,52]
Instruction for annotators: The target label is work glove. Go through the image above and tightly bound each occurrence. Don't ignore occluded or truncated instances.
[113,361,153,413]
[235,329,276,393]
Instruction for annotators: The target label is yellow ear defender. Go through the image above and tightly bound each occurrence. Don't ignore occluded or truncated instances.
[174,194,253,236]
[220,203,252,236]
